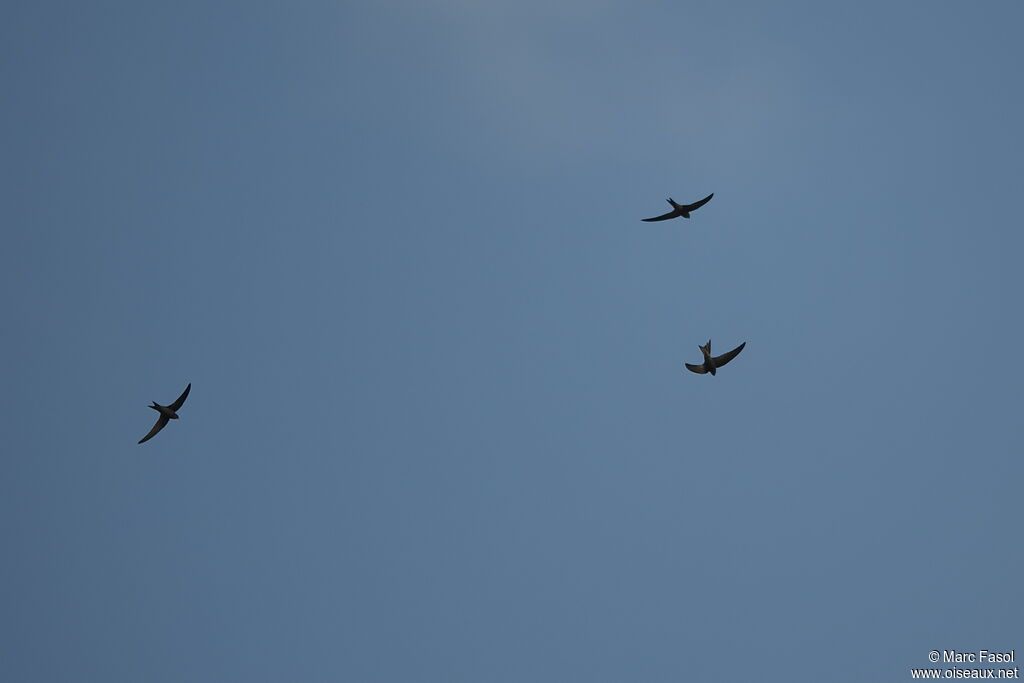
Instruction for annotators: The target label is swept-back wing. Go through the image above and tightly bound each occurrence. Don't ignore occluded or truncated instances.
[641,210,681,222]
[683,193,714,212]
[712,342,745,368]
[169,383,191,411]
[138,415,170,444]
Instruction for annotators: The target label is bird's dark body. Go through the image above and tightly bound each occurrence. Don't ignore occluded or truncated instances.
[669,200,691,218]
[151,404,179,420]
[701,344,717,375]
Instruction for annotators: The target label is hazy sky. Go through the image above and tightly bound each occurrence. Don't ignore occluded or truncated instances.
[2,2,1022,681]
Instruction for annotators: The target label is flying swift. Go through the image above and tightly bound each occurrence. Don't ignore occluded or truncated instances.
[684,341,745,376]
[641,193,714,222]
[138,383,191,444]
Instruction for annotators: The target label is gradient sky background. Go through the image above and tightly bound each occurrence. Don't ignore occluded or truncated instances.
[2,2,1022,681]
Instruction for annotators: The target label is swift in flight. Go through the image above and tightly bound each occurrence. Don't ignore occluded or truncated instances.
[684,341,745,376]
[642,193,714,222]
[138,383,191,444]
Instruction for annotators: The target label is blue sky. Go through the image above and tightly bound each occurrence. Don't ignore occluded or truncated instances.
[2,2,1022,681]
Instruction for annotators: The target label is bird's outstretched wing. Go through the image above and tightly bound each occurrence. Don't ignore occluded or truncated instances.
[712,342,745,368]
[683,193,714,212]
[169,383,191,411]
[138,415,170,444]
[641,210,681,222]
[684,362,709,374]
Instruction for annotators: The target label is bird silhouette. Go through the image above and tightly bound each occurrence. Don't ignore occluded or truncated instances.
[642,193,714,222]
[138,383,191,444]
[684,340,745,376]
